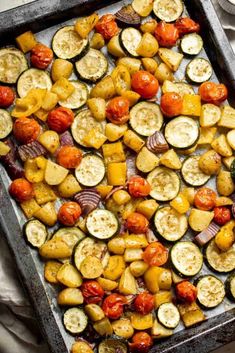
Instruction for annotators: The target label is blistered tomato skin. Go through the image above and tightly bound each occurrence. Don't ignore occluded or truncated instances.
[102,293,127,320]
[30,43,53,69]
[106,97,130,125]
[13,117,40,144]
[9,178,34,203]
[160,92,183,117]
[175,17,200,36]
[56,146,82,169]
[128,176,151,198]
[0,86,15,108]
[154,21,179,47]
[194,187,217,211]
[131,70,159,99]
[214,206,231,226]
[129,332,153,353]
[95,14,119,41]
[176,281,197,304]
[81,280,104,304]
[143,241,168,267]
[58,201,81,226]
[134,292,154,315]
[125,212,149,234]
[199,82,228,106]
[47,107,74,133]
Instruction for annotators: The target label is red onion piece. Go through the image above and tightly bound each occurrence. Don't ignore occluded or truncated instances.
[194,222,220,246]
[105,186,125,200]
[126,154,138,179]
[0,139,24,179]
[146,229,158,243]
[60,131,74,146]
[146,131,169,154]
[18,141,47,161]
[74,189,101,216]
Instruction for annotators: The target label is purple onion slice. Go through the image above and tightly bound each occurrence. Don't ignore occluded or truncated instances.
[232,204,235,219]
[0,139,24,179]
[146,131,169,154]
[60,131,74,146]
[126,154,138,179]
[105,186,125,200]
[194,222,220,246]
[18,141,47,161]
[74,189,101,216]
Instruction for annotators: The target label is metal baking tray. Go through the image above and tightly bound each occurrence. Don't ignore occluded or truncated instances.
[0,1,235,353]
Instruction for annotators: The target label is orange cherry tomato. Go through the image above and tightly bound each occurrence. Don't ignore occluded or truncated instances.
[143,241,168,267]
[128,176,151,198]
[125,212,149,234]
[106,96,130,125]
[160,92,183,117]
[30,43,53,69]
[56,146,82,169]
[47,107,74,133]
[95,14,119,41]
[176,281,197,304]
[175,17,200,36]
[81,280,104,304]
[154,21,179,47]
[58,201,81,226]
[0,86,15,108]
[129,332,153,353]
[198,82,228,106]
[102,293,127,320]
[134,292,154,315]
[13,117,40,144]
[194,187,217,211]
[9,178,34,202]
[213,206,231,226]
[131,70,159,99]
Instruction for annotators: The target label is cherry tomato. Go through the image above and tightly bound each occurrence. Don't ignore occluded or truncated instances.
[106,97,130,125]
[176,281,197,304]
[95,14,119,41]
[30,43,53,69]
[9,178,34,203]
[131,70,159,99]
[199,82,228,106]
[213,206,231,226]
[143,241,168,267]
[160,92,183,117]
[154,21,179,47]
[47,107,74,133]
[125,212,149,234]
[175,17,200,36]
[56,146,82,169]
[13,117,40,144]
[81,280,104,304]
[102,293,126,320]
[194,187,217,211]
[129,332,153,353]
[58,201,81,226]
[0,86,15,108]
[134,292,154,315]
[128,176,151,198]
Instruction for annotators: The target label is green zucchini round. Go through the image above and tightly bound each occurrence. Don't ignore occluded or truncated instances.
[195,274,225,309]
[205,239,235,273]
[225,272,235,302]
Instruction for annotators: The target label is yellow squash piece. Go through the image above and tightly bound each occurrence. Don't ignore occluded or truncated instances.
[117,57,141,75]
[170,193,190,214]
[178,302,205,328]
[44,261,62,284]
[121,90,140,107]
[41,91,58,111]
[51,77,75,100]
[124,248,143,262]
[103,255,126,280]
[38,130,60,154]
[24,156,47,183]
[198,127,217,145]
[20,198,41,219]
[16,31,37,53]
[181,94,201,116]
[215,220,235,251]
[74,13,99,38]
[123,233,148,249]
[151,320,173,339]
[33,181,57,205]
[140,19,158,34]
[158,48,183,72]
[34,108,48,122]
[136,146,159,173]
[189,208,214,232]
[113,190,131,205]
[105,123,128,142]
[90,75,116,99]
[111,65,131,95]
[87,98,106,121]
[97,277,118,291]
[51,59,73,82]
[215,197,233,207]
[119,267,137,295]
[34,202,57,227]
[90,32,105,50]
[131,313,153,330]
[223,156,235,169]
[11,88,46,118]
[144,267,160,293]
[107,162,127,185]
[58,174,81,198]
[71,341,93,353]
[154,291,172,309]
[160,149,182,170]
[83,128,107,149]
[102,141,126,164]
[181,187,195,205]
[123,130,145,153]
[137,33,159,57]
[0,141,10,156]
[96,185,113,199]
[108,237,126,255]
[136,199,159,219]
[218,105,235,129]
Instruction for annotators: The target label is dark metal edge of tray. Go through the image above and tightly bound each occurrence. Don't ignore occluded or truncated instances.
[0,0,235,353]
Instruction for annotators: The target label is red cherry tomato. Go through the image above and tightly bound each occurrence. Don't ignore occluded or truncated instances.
[106,96,130,125]
[81,280,104,304]
[176,281,197,304]
[95,14,119,41]
[13,117,40,144]
[128,176,151,198]
[0,86,15,108]
[56,146,82,169]
[125,212,149,234]
[129,332,153,353]
[47,107,74,133]
[102,293,127,320]
[154,21,179,47]
[194,187,217,211]
[30,43,53,69]
[160,92,183,117]
[9,178,34,203]
[175,17,200,36]
[134,292,154,315]
[58,201,81,226]
[213,206,231,226]
[131,70,159,99]
[199,82,228,106]
[143,241,168,267]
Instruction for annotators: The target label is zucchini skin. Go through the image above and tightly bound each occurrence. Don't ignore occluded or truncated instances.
[181,156,210,187]
[0,47,28,84]
[230,159,235,180]
[23,219,48,248]
[75,49,108,83]
[119,28,140,58]
[225,272,235,302]
[194,275,225,309]
[205,239,235,274]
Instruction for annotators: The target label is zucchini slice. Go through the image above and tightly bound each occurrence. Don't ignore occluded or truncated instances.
[119,27,142,57]
[171,241,203,277]
[75,154,105,187]
[206,239,235,273]
[52,227,85,250]
[181,33,203,56]
[58,81,88,109]
[195,275,225,309]
[153,0,183,22]
[164,116,199,150]
[75,48,108,83]
[186,58,213,83]
[99,339,127,353]
[181,156,210,187]
[24,220,47,248]
[63,308,88,334]
[74,237,109,270]
[71,109,106,147]
[17,68,52,98]
[86,209,119,240]
[147,166,180,201]
[0,47,28,84]
[154,206,188,242]
[157,302,180,329]
[130,102,163,137]
[52,25,89,60]
[225,272,235,301]
[0,109,13,139]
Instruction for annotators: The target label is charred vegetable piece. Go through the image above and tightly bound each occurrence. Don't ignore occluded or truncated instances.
[74,189,101,216]
[115,5,141,28]
[194,222,220,246]
[18,141,47,162]
[146,131,169,153]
